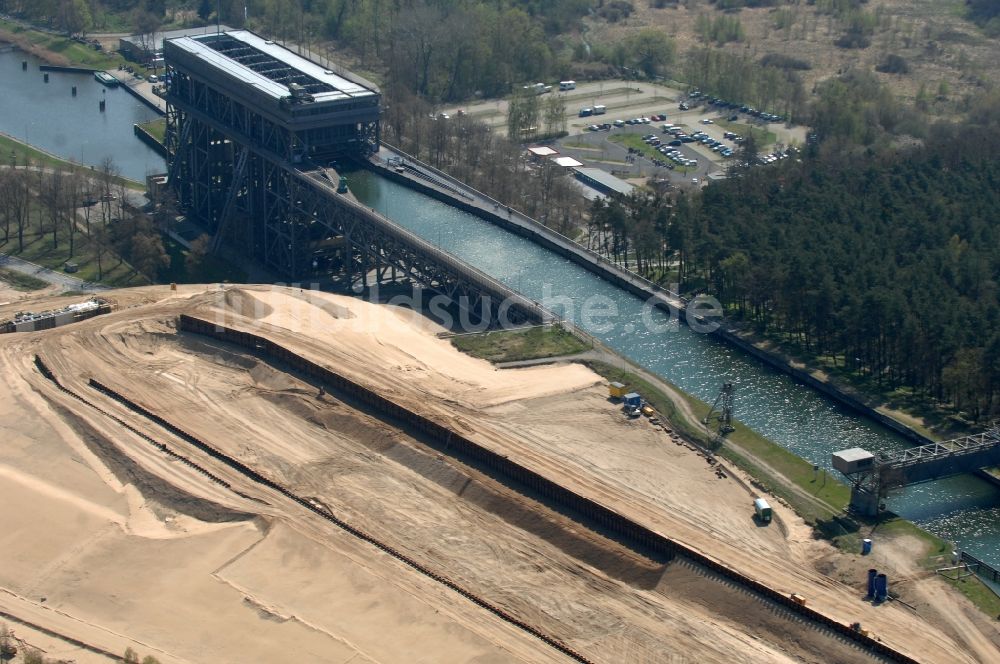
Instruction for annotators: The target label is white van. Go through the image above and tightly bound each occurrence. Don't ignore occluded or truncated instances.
[592,105,606,115]
[559,80,576,91]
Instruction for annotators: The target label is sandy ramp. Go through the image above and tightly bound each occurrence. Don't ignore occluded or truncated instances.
[0,284,995,663]
[241,287,601,408]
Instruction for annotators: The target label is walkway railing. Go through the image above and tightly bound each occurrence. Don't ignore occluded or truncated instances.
[960,551,1000,584]
[380,143,689,306]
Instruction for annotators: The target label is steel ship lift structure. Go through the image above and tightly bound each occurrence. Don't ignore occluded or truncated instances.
[162,30,541,326]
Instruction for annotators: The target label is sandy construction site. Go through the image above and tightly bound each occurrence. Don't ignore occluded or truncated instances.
[0,285,997,664]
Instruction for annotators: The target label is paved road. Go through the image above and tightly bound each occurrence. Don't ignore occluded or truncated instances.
[0,254,110,292]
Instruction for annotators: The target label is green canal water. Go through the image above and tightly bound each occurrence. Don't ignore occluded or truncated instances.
[347,168,1000,566]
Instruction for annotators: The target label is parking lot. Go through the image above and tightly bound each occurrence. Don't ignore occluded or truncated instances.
[442,79,805,143]
[555,116,733,189]
[443,80,806,191]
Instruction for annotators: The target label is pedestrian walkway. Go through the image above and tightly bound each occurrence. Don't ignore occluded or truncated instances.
[0,254,109,292]
[374,145,688,311]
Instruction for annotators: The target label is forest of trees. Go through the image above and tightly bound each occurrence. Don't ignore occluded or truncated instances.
[382,97,587,235]
[3,1,997,423]
[586,117,1000,422]
[967,0,1000,31]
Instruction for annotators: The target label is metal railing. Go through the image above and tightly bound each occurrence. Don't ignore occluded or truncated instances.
[959,551,1000,584]
[298,170,550,323]
[379,143,690,306]
[889,430,1000,469]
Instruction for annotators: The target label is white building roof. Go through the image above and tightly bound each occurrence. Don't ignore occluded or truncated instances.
[833,448,875,463]
[168,30,377,102]
[551,156,584,168]
[573,166,635,196]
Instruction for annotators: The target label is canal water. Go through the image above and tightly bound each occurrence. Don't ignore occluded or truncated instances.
[0,48,165,181]
[4,40,994,567]
[347,168,1000,566]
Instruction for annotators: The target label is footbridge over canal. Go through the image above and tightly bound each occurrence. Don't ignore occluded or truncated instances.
[162,29,543,326]
[834,426,1000,516]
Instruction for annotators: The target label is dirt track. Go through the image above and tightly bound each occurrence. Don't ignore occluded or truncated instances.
[0,285,996,663]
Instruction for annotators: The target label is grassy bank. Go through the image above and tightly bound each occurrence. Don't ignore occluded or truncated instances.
[0,18,123,70]
[139,118,167,145]
[449,326,1000,616]
[0,266,49,291]
[0,134,144,191]
[0,133,84,172]
[1,231,147,289]
[450,324,588,363]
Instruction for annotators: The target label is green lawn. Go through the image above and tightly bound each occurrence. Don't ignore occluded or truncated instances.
[0,266,49,291]
[2,229,148,289]
[0,133,84,172]
[0,18,125,70]
[609,134,694,173]
[940,574,1000,617]
[139,118,167,144]
[713,119,777,148]
[450,324,588,363]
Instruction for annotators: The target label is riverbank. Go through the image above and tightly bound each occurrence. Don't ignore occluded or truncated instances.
[0,18,124,70]
[371,147,1000,492]
[452,324,1000,624]
[0,133,144,191]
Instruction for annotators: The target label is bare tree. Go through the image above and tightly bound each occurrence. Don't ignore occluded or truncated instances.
[131,10,161,63]
[65,171,84,257]
[41,169,66,249]
[98,156,119,226]
[10,170,31,252]
[0,171,12,244]
[543,94,567,136]
[94,223,108,280]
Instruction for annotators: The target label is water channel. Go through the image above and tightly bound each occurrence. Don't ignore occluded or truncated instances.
[0,48,165,181]
[1,39,995,566]
[346,168,1000,567]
